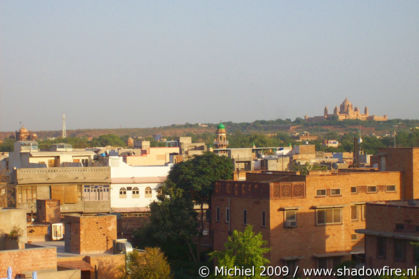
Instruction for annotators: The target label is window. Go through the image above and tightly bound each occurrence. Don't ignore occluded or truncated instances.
[394,239,407,262]
[243,209,247,225]
[132,187,139,198]
[318,258,328,269]
[332,257,342,268]
[225,208,230,223]
[361,204,366,220]
[414,246,419,265]
[386,185,396,192]
[377,237,386,259]
[330,189,341,196]
[317,257,342,269]
[262,211,266,227]
[367,186,377,193]
[351,187,357,194]
[282,260,298,276]
[83,185,110,201]
[119,187,127,198]
[284,210,297,228]
[316,208,342,225]
[216,207,220,223]
[145,187,152,198]
[316,189,326,197]
[351,205,360,221]
[395,224,405,231]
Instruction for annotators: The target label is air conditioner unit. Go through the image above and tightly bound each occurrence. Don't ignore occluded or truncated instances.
[51,223,64,240]
[284,221,297,228]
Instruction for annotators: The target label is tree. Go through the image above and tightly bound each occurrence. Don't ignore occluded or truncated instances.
[210,225,270,279]
[167,152,234,241]
[132,187,199,278]
[0,138,15,152]
[133,153,234,278]
[123,248,172,279]
[91,134,126,147]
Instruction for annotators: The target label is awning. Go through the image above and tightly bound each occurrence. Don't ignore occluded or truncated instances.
[281,256,304,261]
[350,249,365,255]
[279,207,300,211]
[312,204,345,209]
[356,229,419,241]
[312,252,350,258]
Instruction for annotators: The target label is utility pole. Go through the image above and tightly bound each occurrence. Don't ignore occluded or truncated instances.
[62,113,66,138]
[393,126,397,148]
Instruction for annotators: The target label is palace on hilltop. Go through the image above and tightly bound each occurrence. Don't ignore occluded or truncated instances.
[305,98,387,122]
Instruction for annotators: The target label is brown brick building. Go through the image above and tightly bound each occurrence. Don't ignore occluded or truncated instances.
[64,215,117,254]
[374,147,419,200]
[357,201,419,271]
[211,170,402,270]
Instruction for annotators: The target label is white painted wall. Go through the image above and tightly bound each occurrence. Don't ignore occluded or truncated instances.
[109,156,172,178]
[108,156,172,210]
[110,183,160,209]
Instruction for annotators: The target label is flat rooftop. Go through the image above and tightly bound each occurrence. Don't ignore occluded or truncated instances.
[28,241,110,258]
[368,200,419,208]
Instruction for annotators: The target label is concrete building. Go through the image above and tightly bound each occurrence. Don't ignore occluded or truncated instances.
[291,144,316,163]
[0,208,81,278]
[0,209,27,250]
[373,147,419,200]
[324,140,340,148]
[178,136,207,160]
[211,169,402,270]
[10,166,111,213]
[357,201,419,271]
[123,142,179,166]
[8,141,95,170]
[260,156,291,172]
[108,156,171,212]
[26,213,125,279]
[294,132,319,142]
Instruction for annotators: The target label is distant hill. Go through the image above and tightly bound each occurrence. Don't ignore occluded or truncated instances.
[1,118,418,140]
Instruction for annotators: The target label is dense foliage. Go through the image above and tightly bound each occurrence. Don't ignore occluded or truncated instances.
[122,248,172,279]
[167,152,234,206]
[210,225,270,279]
[133,153,234,278]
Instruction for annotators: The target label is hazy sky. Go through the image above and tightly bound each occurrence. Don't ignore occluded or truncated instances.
[1,1,418,131]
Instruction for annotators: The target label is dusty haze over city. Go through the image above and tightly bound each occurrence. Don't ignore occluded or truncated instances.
[1,1,418,131]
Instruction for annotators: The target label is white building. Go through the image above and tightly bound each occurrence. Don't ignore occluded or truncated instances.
[8,141,95,171]
[108,156,172,212]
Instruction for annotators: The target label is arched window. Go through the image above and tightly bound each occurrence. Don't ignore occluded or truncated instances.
[132,187,140,198]
[145,187,152,198]
[119,187,127,198]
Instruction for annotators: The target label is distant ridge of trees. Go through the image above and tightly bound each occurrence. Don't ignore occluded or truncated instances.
[0,118,418,154]
[1,118,418,140]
